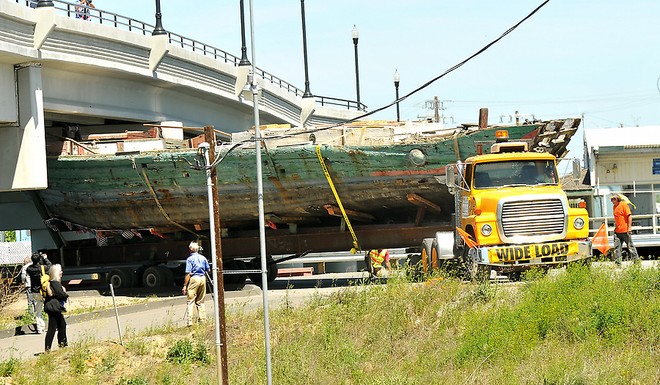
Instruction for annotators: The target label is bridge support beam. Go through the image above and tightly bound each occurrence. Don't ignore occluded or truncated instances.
[0,63,47,191]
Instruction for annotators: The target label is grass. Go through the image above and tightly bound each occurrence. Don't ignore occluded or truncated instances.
[0,264,657,384]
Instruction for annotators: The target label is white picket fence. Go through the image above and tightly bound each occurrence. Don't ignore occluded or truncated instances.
[0,241,31,265]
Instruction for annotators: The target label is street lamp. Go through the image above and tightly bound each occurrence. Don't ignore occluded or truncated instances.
[152,0,167,36]
[36,0,54,7]
[394,70,401,122]
[352,25,360,106]
[238,0,250,66]
[300,0,312,98]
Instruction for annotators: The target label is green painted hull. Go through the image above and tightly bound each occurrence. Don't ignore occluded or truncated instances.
[39,120,579,233]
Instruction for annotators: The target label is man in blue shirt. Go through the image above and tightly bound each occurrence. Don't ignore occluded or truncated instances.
[182,241,210,326]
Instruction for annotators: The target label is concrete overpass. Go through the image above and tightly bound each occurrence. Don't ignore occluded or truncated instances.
[0,1,365,250]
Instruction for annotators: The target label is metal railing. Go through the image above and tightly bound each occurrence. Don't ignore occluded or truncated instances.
[18,0,366,112]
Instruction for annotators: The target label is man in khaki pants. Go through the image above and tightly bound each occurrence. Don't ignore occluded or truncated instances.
[182,242,210,326]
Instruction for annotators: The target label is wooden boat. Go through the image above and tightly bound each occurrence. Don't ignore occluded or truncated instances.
[38,118,580,244]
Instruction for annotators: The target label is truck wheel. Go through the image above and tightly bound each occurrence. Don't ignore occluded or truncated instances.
[157,266,174,287]
[463,247,488,282]
[431,239,445,270]
[107,269,133,289]
[420,238,434,274]
[223,259,247,287]
[248,256,278,287]
[143,266,164,288]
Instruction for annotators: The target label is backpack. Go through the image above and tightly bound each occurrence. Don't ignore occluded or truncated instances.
[40,264,50,297]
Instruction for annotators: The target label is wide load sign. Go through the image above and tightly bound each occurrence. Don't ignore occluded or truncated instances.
[489,241,581,263]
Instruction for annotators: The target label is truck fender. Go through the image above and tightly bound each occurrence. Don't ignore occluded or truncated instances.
[434,231,455,260]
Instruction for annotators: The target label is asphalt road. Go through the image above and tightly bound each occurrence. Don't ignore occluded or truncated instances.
[0,272,372,361]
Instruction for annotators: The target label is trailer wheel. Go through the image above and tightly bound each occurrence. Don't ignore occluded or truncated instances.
[107,269,133,289]
[223,259,247,288]
[143,266,164,288]
[157,266,174,287]
[248,256,278,287]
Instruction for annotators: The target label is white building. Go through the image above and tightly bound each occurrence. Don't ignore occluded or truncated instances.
[583,126,660,248]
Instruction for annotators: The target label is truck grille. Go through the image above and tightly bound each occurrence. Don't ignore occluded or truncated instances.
[500,198,565,238]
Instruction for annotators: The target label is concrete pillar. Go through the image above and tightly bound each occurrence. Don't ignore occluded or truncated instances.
[0,63,47,191]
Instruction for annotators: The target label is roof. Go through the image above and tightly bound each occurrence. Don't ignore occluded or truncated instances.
[584,126,660,149]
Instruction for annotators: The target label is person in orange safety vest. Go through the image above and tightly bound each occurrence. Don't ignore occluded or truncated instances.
[368,249,392,277]
[611,193,639,265]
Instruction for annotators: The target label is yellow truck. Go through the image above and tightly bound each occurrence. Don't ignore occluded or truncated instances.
[417,131,592,280]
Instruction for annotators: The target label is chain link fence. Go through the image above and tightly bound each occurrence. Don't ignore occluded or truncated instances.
[0,241,31,266]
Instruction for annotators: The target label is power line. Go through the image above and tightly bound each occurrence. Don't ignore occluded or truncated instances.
[256,0,553,142]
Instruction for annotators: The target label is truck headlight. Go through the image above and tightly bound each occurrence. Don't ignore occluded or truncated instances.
[481,224,493,236]
[573,217,585,230]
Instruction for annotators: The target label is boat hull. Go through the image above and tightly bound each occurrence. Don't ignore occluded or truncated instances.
[38,120,580,234]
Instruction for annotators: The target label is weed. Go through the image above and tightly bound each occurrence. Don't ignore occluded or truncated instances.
[97,350,118,374]
[117,376,149,385]
[166,338,211,365]
[125,337,149,356]
[69,340,92,375]
[0,357,19,377]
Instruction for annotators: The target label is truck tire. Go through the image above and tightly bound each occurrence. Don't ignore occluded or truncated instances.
[223,259,247,287]
[420,238,434,274]
[107,269,134,289]
[248,256,278,287]
[463,247,489,282]
[157,266,174,287]
[143,266,164,288]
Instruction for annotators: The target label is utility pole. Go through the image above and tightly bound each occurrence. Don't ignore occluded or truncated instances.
[203,126,229,385]
[434,96,440,123]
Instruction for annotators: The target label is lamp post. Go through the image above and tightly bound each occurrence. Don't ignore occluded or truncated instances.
[352,25,360,106]
[152,0,167,36]
[238,0,250,66]
[300,0,312,98]
[36,0,54,7]
[394,70,401,122]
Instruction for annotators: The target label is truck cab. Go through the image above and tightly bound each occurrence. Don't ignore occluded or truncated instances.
[421,131,592,280]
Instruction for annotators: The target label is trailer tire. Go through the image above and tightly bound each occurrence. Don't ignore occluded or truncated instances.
[248,256,278,287]
[143,266,164,288]
[224,259,247,288]
[107,269,134,289]
[157,266,174,287]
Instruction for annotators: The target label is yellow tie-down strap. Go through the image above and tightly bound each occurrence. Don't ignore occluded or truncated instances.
[489,241,580,263]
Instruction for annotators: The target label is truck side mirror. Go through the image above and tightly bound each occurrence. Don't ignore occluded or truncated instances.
[445,165,455,189]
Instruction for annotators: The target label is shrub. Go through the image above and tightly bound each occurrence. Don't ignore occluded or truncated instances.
[166,338,211,365]
[0,357,19,377]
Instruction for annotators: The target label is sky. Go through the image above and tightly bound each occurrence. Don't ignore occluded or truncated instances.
[103,0,660,167]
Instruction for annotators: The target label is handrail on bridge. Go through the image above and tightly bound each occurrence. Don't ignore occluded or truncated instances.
[18,0,367,112]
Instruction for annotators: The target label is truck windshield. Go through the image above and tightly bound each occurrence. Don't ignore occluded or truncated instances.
[473,160,557,189]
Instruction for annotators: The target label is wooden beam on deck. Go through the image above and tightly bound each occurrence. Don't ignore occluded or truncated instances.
[323,204,376,222]
[407,193,442,214]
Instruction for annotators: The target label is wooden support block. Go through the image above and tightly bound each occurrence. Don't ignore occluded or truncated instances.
[277,267,314,277]
[323,204,376,222]
[407,193,442,214]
